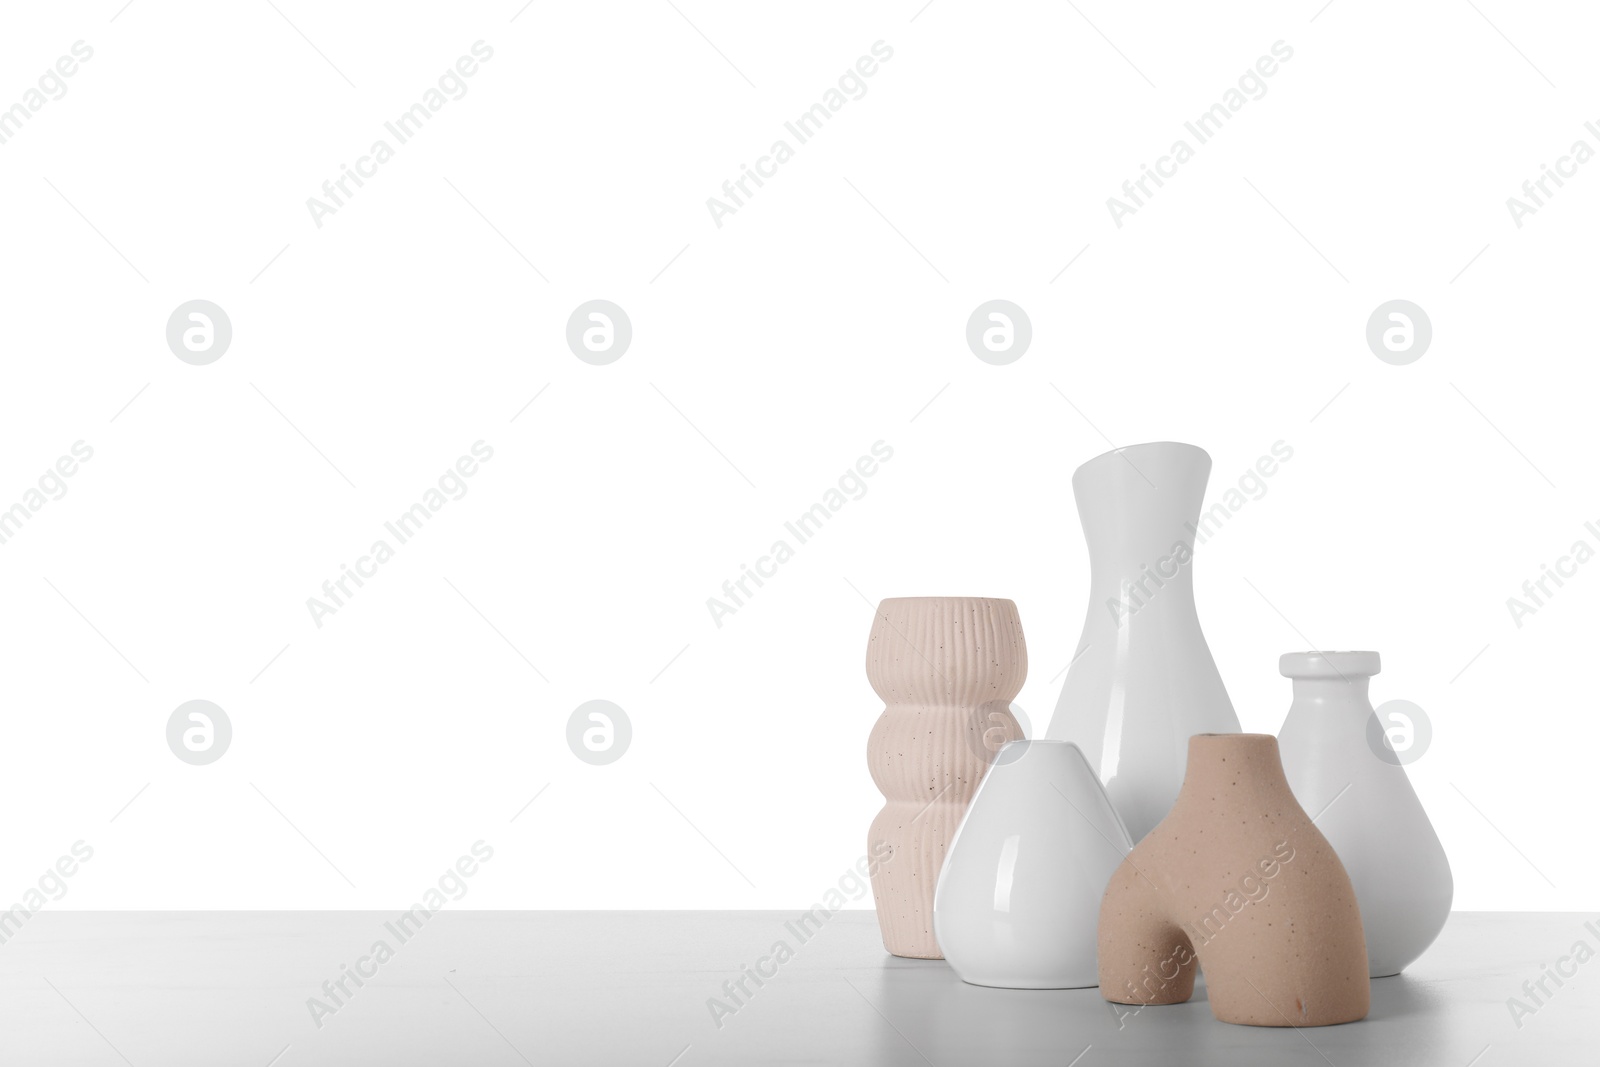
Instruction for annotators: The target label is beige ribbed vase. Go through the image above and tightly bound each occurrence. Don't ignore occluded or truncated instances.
[866,597,1027,959]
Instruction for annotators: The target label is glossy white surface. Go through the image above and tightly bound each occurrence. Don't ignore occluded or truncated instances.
[0,912,1585,1064]
[1276,650,1454,978]
[1047,442,1241,840]
[933,741,1131,988]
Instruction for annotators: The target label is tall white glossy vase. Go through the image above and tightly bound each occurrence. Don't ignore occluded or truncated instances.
[1276,651,1453,977]
[933,740,1132,988]
[1046,442,1240,841]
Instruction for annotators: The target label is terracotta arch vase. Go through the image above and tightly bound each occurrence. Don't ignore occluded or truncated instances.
[1097,733,1369,1027]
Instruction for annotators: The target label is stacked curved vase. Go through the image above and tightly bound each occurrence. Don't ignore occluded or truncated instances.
[864,596,1026,959]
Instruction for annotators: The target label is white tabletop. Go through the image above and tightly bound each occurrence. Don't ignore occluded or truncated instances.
[0,911,1584,1064]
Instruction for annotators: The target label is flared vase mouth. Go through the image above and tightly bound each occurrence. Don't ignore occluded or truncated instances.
[1073,440,1211,477]
[1279,651,1381,679]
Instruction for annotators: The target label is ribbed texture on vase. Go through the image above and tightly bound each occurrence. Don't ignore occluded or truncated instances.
[865,597,1027,959]
[866,597,1028,706]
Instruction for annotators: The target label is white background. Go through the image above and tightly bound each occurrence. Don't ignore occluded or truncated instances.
[1,0,1593,911]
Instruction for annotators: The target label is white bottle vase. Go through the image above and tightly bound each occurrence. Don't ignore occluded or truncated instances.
[1276,651,1453,977]
[933,740,1132,988]
[1046,441,1240,840]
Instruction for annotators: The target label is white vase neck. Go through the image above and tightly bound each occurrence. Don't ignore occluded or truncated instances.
[1281,651,1379,713]
[1074,443,1211,571]
[1289,675,1373,708]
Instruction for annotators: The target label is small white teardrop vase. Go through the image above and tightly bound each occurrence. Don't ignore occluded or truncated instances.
[1275,651,1453,978]
[1046,441,1240,840]
[933,740,1132,988]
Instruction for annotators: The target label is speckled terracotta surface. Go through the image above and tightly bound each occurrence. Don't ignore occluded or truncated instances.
[866,597,1027,960]
[1098,733,1369,1026]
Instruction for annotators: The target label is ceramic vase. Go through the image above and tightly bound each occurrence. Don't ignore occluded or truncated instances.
[933,740,1132,988]
[866,597,1027,959]
[1046,441,1240,841]
[1098,733,1369,1027]
[1276,651,1453,978]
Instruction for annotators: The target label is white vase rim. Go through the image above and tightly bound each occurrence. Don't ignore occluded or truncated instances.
[1279,651,1381,678]
[1074,440,1211,473]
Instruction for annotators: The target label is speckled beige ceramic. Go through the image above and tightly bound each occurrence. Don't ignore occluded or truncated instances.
[866,597,1026,959]
[1098,733,1369,1026]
